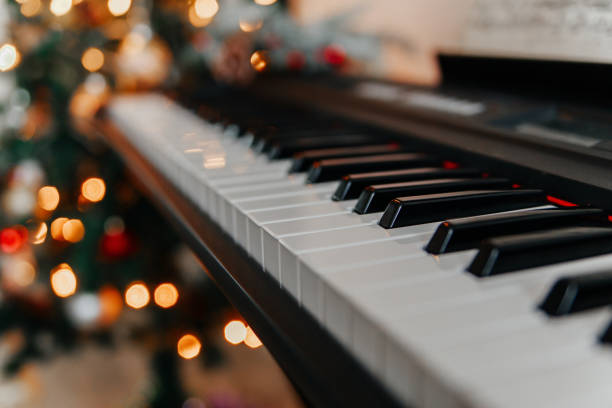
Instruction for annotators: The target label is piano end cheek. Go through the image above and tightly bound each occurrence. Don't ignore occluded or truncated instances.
[378,200,403,229]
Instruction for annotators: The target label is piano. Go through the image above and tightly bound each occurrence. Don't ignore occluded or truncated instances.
[92,2,612,407]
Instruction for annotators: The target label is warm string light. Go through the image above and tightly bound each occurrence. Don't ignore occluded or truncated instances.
[244,326,262,348]
[193,0,219,19]
[81,48,105,72]
[177,334,201,359]
[20,0,42,17]
[153,283,179,308]
[239,18,263,33]
[81,177,106,202]
[250,50,269,72]
[188,6,213,27]
[5,260,36,287]
[125,282,149,309]
[50,263,77,298]
[224,320,247,345]
[49,0,72,16]
[254,0,277,5]
[50,217,68,240]
[37,186,60,211]
[107,0,131,16]
[0,44,20,72]
[31,222,47,244]
[62,219,85,243]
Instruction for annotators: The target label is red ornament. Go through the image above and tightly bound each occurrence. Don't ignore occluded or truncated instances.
[0,227,25,253]
[322,44,346,67]
[286,51,306,71]
[100,231,134,259]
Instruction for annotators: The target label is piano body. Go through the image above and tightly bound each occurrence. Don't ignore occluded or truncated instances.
[93,1,612,407]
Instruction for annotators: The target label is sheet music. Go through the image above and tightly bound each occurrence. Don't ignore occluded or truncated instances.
[462,0,612,63]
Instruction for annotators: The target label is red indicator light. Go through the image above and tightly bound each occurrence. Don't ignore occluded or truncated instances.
[512,184,521,188]
[443,161,459,169]
[546,195,578,207]
[482,173,490,178]
[607,215,612,222]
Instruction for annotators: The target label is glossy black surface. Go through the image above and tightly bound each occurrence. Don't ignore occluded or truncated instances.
[378,189,545,229]
[468,226,612,277]
[426,208,605,254]
[289,144,402,173]
[332,167,481,200]
[307,153,439,183]
[540,271,612,316]
[354,177,508,214]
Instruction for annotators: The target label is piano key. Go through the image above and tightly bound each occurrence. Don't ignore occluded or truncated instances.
[539,271,612,316]
[468,226,612,277]
[289,144,403,173]
[426,207,605,254]
[307,153,440,183]
[354,177,510,214]
[332,167,482,201]
[379,189,546,229]
[267,134,377,159]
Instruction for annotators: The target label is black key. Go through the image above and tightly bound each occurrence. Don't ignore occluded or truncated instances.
[332,167,481,201]
[307,153,439,183]
[379,189,545,229]
[253,128,348,153]
[267,134,377,159]
[426,208,605,254]
[354,178,511,214]
[599,320,612,344]
[290,144,402,173]
[468,227,612,278]
[540,271,612,316]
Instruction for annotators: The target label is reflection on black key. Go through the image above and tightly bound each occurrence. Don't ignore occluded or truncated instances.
[333,167,481,201]
[427,208,605,254]
[354,178,510,214]
[307,153,439,183]
[379,189,545,229]
[540,271,612,316]
[468,227,612,277]
[267,134,376,159]
[290,144,402,173]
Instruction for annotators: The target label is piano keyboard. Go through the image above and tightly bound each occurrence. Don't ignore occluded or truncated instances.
[108,94,612,408]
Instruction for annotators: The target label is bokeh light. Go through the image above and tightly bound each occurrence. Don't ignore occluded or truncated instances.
[81,177,106,202]
[244,326,263,349]
[224,320,247,345]
[49,0,72,16]
[0,44,20,72]
[250,51,269,72]
[239,18,263,33]
[50,217,68,241]
[154,283,179,308]
[98,285,123,325]
[50,263,77,298]
[254,0,277,5]
[188,5,213,27]
[177,334,201,359]
[81,48,105,72]
[0,227,24,253]
[5,260,36,287]
[125,282,149,309]
[62,219,85,243]
[20,0,42,17]
[194,0,218,19]
[31,222,47,244]
[37,186,60,211]
[107,0,131,16]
